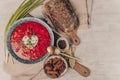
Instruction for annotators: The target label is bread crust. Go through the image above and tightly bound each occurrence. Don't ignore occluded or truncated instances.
[44,0,79,32]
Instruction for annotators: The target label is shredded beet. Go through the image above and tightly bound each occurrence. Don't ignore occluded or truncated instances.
[10,21,51,61]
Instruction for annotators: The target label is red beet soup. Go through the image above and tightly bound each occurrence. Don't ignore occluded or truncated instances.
[10,21,51,61]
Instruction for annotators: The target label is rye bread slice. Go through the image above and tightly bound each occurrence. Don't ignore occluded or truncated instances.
[44,0,80,45]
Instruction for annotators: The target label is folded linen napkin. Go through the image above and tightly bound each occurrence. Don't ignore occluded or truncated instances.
[70,0,93,29]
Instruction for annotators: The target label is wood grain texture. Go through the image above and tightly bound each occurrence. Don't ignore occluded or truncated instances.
[73,61,91,77]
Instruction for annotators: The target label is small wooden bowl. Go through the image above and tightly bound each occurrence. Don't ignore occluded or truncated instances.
[57,37,71,52]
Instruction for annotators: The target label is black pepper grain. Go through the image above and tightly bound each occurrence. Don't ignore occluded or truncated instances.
[58,40,66,49]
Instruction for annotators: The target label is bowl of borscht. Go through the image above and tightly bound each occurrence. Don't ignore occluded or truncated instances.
[7,17,54,64]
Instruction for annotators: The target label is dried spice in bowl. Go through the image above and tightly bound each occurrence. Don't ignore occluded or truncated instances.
[57,37,71,52]
[44,55,68,78]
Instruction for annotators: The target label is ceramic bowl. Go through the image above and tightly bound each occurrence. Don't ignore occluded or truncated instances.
[7,17,54,64]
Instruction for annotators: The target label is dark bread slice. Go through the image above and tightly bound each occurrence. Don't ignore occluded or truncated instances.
[44,0,79,32]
